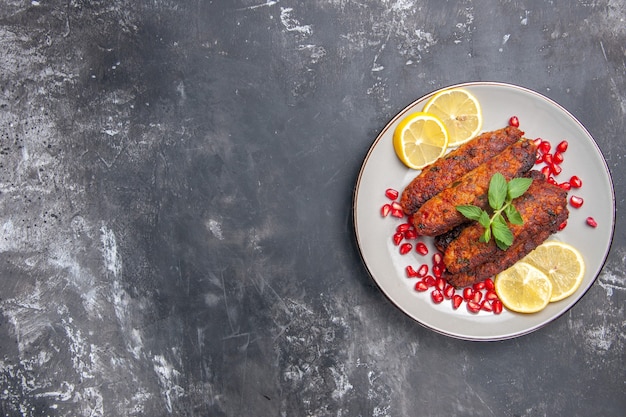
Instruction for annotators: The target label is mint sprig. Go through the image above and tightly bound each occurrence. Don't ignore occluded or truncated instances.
[456,173,533,250]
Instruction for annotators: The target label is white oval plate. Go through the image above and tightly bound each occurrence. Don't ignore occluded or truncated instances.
[353,82,615,341]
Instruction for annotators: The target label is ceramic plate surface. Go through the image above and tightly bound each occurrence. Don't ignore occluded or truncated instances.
[353,82,615,341]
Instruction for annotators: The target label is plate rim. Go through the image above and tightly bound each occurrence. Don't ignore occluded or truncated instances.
[352,81,617,341]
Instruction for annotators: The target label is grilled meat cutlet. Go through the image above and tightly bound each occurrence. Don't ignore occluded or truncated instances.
[400,126,524,215]
[442,208,569,288]
[412,139,538,236]
[443,171,568,275]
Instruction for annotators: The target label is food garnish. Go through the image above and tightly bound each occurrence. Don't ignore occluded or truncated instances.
[456,173,533,250]
[494,262,553,313]
[423,88,483,146]
[392,112,449,169]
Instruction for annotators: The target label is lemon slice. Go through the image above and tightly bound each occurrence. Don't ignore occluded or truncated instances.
[521,241,585,302]
[393,112,449,169]
[495,262,553,313]
[423,88,483,146]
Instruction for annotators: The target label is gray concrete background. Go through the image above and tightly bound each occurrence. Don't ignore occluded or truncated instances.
[0,1,624,416]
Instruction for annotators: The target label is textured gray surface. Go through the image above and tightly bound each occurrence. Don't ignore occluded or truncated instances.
[0,1,624,416]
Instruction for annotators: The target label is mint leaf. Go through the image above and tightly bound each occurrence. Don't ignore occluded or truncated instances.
[478,210,490,229]
[492,215,514,249]
[488,173,507,210]
[508,177,533,199]
[504,204,524,225]
[456,205,484,221]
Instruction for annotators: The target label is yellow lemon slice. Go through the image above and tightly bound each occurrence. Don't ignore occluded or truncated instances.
[495,262,553,313]
[393,112,449,170]
[423,88,483,146]
[521,241,585,302]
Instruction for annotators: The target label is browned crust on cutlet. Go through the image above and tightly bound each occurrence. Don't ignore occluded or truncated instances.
[443,171,568,274]
[442,195,569,288]
[412,139,538,237]
[399,126,524,215]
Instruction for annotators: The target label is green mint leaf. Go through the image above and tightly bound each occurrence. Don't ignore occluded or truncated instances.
[491,215,514,249]
[504,204,524,225]
[480,226,491,243]
[456,205,484,221]
[508,177,533,200]
[488,173,508,210]
[478,211,491,229]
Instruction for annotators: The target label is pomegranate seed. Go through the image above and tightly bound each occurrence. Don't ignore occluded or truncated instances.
[435,278,446,291]
[535,153,544,165]
[485,290,499,301]
[432,252,443,265]
[391,208,404,218]
[415,242,429,256]
[452,294,463,309]
[385,188,399,200]
[381,204,391,217]
[463,287,474,301]
[543,153,553,164]
[393,232,403,246]
[481,300,494,312]
[396,223,411,233]
[541,165,551,179]
[406,265,418,278]
[416,264,429,278]
[391,202,402,211]
[472,281,486,291]
[432,264,443,279]
[444,284,456,299]
[424,275,436,287]
[558,220,567,231]
[553,151,564,164]
[550,163,562,176]
[415,281,429,292]
[538,141,551,154]
[570,195,584,208]
[570,175,582,188]
[559,182,571,191]
[556,140,568,153]
[431,289,444,304]
[467,300,481,313]
[400,243,412,254]
[532,138,543,147]
[547,176,558,185]
[586,217,598,228]
[492,300,503,314]
[472,291,482,304]
[404,229,417,239]
[484,278,495,291]
[508,116,520,127]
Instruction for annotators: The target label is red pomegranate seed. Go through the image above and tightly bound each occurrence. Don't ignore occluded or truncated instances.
[550,163,562,176]
[432,264,443,279]
[415,242,429,256]
[535,154,543,165]
[558,220,567,231]
[556,140,568,153]
[385,188,399,200]
[406,265,418,278]
[463,287,474,301]
[570,175,582,188]
[467,300,481,313]
[541,166,551,179]
[424,275,436,287]
[472,281,486,291]
[484,278,495,291]
[444,284,456,299]
[542,153,553,164]
[399,243,412,254]
[570,195,584,208]
[404,229,417,240]
[432,253,443,265]
[481,300,494,312]
[415,281,429,292]
[492,300,503,314]
[547,176,558,185]
[391,209,404,218]
[391,202,402,211]
[508,116,520,127]
[553,151,564,164]
[393,232,403,246]
[431,289,444,304]
[416,264,429,278]
[485,290,499,301]
[452,294,463,309]
[559,182,571,191]
[538,141,551,154]
[381,204,391,217]
[586,217,598,228]
[434,278,445,291]
[396,223,411,233]
[472,291,482,304]
[532,138,543,147]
